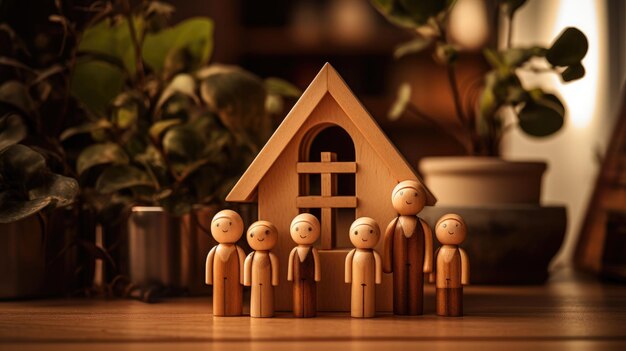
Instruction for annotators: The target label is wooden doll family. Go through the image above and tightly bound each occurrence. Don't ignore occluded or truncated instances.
[206,180,469,319]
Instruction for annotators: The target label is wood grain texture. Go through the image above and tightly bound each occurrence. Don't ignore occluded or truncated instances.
[206,244,244,316]
[1,270,625,351]
[291,248,317,317]
[296,161,357,173]
[390,216,425,315]
[244,251,276,318]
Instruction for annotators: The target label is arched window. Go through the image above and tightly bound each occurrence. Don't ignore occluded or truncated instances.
[298,125,356,249]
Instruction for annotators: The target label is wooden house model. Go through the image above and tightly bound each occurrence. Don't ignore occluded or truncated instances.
[226,63,436,311]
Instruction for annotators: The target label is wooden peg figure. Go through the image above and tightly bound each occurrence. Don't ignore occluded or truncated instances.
[287,214,321,318]
[383,180,434,315]
[345,217,382,318]
[244,221,279,318]
[434,214,470,317]
[205,209,246,316]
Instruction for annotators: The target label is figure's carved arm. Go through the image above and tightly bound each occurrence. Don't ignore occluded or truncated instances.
[287,248,297,282]
[313,248,321,282]
[429,247,441,284]
[374,250,383,285]
[236,246,246,285]
[243,252,254,286]
[270,252,279,286]
[383,218,397,273]
[420,218,433,273]
[205,246,217,285]
[345,249,356,283]
[460,248,470,285]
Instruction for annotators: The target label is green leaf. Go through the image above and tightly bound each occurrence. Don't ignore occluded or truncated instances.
[60,119,113,141]
[162,125,204,162]
[199,64,268,150]
[149,119,182,140]
[78,17,143,74]
[0,194,51,223]
[0,80,35,115]
[142,17,213,73]
[29,174,79,207]
[0,144,46,188]
[389,83,411,121]
[70,60,125,114]
[394,37,433,59]
[155,74,199,111]
[111,91,146,129]
[95,164,154,194]
[0,114,27,151]
[76,142,129,175]
[501,47,546,67]
[372,0,453,29]
[518,93,565,137]
[546,27,588,67]
[479,72,498,119]
[499,0,528,17]
[561,63,585,82]
[264,77,301,98]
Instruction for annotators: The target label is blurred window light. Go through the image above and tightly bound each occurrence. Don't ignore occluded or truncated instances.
[448,0,489,50]
[552,0,601,129]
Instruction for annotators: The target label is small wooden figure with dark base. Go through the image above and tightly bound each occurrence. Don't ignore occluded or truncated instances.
[205,210,246,316]
[287,214,321,318]
[383,180,433,316]
[433,213,469,317]
[244,221,279,318]
[345,217,382,318]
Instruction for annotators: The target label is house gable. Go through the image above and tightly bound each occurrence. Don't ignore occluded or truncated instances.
[226,63,436,205]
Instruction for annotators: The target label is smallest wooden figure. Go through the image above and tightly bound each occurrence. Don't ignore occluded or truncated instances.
[244,221,279,318]
[433,213,470,317]
[345,217,382,318]
[205,210,246,317]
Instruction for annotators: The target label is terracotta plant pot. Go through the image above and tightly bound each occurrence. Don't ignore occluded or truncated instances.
[419,157,547,206]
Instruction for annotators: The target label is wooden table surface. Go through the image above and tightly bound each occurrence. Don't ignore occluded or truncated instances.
[1,270,625,351]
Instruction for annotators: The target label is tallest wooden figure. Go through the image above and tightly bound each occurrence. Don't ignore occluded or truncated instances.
[383,180,433,315]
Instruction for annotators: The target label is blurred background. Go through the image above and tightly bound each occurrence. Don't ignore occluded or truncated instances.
[166,0,624,268]
[1,0,625,299]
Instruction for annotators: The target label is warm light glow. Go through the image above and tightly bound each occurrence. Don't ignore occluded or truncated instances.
[552,0,601,128]
[448,0,489,50]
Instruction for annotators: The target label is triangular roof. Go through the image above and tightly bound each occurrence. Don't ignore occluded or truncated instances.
[226,63,436,205]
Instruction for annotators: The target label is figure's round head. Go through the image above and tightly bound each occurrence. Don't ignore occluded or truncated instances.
[290,213,320,245]
[391,180,426,215]
[435,213,467,245]
[247,220,278,251]
[211,210,244,244]
[349,217,380,249]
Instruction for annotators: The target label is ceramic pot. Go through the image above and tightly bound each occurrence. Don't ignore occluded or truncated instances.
[127,206,216,295]
[419,157,547,205]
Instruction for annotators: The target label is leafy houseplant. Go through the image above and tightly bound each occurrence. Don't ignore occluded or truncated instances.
[374,0,588,156]
[58,1,299,298]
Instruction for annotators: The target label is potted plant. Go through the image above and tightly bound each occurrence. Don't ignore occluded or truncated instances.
[372,0,587,283]
[60,1,298,299]
[374,0,587,203]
